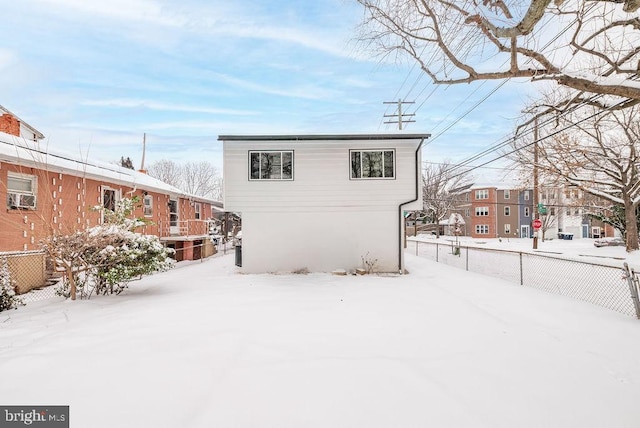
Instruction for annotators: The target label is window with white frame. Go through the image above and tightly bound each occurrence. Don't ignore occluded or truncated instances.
[350,149,395,179]
[143,194,153,217]
[7,172,37,209]
[194,202,201,220]
[505,224,511,234]
[475,224,489,234]
[475,189,488,200]
[504,189,510,199]
[524,190,530,200]
[249,151,293,180]
[550,207,556,216]
[475,206,489,216]
[524,207,530,217]
[464,208,470,217]
[504,206,510,216]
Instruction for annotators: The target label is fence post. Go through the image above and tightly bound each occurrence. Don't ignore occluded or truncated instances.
[436,242,439,263]
[465,246,469,271]
[623,263,640,319]
[519,252,524,286]
[416,240,419,256]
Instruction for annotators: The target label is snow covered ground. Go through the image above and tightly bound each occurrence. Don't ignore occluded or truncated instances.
[412,234,638,264]
[2,252,640,427]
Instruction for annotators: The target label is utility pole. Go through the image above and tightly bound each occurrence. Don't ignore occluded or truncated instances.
[383,99,416,130]
[533,116,539,250]
[139,133,147,173]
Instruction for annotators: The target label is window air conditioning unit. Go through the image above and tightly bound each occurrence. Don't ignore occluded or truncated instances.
[8,192,36,209]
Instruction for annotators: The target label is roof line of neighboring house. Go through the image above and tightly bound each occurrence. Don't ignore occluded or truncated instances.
[0,104,45,140]
[218,133,432,141]
[0,132,220,205]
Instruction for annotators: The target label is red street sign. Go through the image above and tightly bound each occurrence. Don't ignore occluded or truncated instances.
[533,219,542,230]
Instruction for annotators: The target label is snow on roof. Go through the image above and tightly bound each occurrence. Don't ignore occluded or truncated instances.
[0,132,219,204]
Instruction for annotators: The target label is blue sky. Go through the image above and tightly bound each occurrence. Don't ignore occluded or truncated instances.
[1,0,534,178]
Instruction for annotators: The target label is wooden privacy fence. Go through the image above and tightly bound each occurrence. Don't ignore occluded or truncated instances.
[1,250,47,294]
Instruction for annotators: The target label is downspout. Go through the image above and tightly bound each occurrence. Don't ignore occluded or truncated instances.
[398,137,426,274]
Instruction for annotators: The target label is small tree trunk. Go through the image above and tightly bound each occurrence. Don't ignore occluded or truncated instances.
[625,197,639,251]
[66,266,77,300]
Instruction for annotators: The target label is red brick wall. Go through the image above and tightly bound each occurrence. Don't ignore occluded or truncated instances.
[470,188,498,238]
[0,114,20,137]
[0,161,214,252]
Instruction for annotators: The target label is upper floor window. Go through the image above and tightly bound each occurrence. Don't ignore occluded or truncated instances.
[475,189,488,200]
[504,189,510,199]
[350,150,395,179]
[249,151,293,180]
[143,194,153,217]
[7,172,37,209]
[475,206,489,216]
[524,191,530,201]
[504,206,510,216]
[524,207,530,217]
[194,202,202,220]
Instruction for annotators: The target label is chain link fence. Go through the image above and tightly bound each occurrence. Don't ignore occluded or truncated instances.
[409,239,640,318]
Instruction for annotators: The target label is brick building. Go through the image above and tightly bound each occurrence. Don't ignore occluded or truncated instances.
[0,108,219,261]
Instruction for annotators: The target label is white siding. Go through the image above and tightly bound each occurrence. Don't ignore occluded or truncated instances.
[241,210,402,273]
[224,139,422,212]
[223,136,423,273]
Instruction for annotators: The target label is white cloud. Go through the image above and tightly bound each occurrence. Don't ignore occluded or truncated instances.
[82,99,258,116]
[33,0,186,26]
[211,73,341,100]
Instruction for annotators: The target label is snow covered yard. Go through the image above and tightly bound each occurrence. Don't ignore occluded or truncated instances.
[1,253,640,428]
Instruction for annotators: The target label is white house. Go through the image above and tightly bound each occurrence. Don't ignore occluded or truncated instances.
[220,134,430,274]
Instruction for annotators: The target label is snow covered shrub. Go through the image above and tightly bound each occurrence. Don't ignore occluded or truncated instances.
[84,225,174,295]
[42,197,174,300]
[0,256,24,312]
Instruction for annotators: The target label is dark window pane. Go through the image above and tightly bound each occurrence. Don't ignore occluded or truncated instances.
[269,153,282,179]
[260,153,270,179]
[367,152,383,177]
[250,152,260,179]
[384,151,394,177]
[282,152,292,179]
[351,151,361,178]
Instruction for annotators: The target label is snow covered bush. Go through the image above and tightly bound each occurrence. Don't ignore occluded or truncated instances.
[42,197,174,300]
[0,256,24,312]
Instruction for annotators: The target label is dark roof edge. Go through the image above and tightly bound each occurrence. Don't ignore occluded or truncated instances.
[217,133,431,142]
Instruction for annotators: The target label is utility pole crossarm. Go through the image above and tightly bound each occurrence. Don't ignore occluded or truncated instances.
[383,99,416,131]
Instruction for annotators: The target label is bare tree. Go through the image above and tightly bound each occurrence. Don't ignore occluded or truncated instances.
[422,161,473,237]
[147,159,223,201]
[513,104,640,250]
[180,161,223,200]
[356,0,640,112]
[147,159,182,187]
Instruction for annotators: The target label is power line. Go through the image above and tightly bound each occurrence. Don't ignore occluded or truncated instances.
[446,97,630,180]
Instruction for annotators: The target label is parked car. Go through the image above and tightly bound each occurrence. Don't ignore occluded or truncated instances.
[594,237,625,247]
